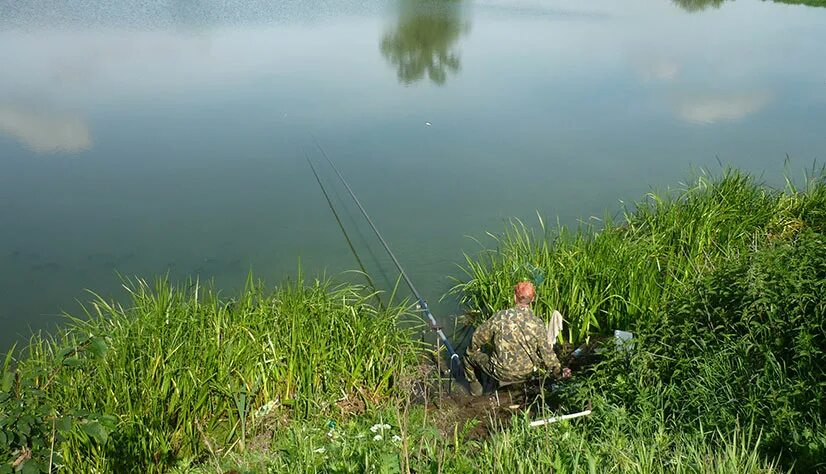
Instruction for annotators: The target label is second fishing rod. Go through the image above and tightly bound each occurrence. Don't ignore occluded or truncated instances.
[312,142,464,379]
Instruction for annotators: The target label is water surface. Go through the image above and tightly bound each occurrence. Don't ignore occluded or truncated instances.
[2,0,825,348]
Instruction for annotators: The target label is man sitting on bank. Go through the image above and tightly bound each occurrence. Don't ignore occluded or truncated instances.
[463,281,571,396]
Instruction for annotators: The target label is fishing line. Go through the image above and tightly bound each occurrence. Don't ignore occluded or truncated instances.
[312,140,465,381]
[306,153,385,310]
[327,177,397,291]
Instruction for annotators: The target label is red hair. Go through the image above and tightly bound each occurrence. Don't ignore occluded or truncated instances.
[514,281,535,305]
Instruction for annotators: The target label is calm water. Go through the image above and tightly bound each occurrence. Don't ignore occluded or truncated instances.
[2,0,825,349]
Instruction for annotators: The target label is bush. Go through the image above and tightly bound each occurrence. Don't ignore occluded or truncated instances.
[1,337,114,473]
[568,229,826,470]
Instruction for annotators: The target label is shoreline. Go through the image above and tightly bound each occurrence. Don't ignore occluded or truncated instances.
[3,168,824,472]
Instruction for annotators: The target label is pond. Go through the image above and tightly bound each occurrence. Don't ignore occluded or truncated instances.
[1,0,825,349]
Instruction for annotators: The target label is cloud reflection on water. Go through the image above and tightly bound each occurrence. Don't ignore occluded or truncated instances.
[636,58,681,82]
[0,106,91,153]
[675,92,772,124]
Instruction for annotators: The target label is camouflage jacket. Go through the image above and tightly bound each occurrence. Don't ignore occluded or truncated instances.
[467,305,560,382]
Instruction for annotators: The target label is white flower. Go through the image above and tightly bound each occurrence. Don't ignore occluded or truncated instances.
[391,435,402,442]
[254,400,279,419]
[369,423,391,433]
[313,447,326,454]
[373,434,383,441]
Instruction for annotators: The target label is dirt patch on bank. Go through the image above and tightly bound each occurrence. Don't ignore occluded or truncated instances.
[408,339,604,440]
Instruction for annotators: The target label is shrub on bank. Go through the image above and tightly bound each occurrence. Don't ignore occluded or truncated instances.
[570,228,826,470]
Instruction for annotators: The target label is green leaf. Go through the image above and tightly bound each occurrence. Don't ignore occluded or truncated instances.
[81,420,109,444]
[99,415,118,430]
[18,420,31,437]
[88,338,108,358]
[20,459,41,474]
[0,463,12,474]
[1,371,13,392]
[56,417,73,433]
[2,347,14,373]
[62,357,82,367]
[379,453,400,474]
[57,346,75,358]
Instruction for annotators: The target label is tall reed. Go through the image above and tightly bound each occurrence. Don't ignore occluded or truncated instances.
[453,169,825,343]
[17,276,420,472]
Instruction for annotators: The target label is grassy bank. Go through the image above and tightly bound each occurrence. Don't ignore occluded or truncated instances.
[185,404,781,473]
[566,226,826,469]
[3,169,825,472]
[2,278,421,472]
[451,169,825,471]
[453,169,825,344]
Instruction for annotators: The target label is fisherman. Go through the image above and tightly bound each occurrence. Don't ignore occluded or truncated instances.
[463,281,571,396]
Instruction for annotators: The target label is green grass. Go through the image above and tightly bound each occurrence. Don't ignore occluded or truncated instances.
[9,277,421,472]
[566,228,826,470]
[450,168,825,471]
[179,168,823,473]
[4,168,824,473]
[452,169,826,344]
[179,403,783,473]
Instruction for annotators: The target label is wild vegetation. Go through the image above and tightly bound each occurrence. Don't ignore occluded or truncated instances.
[563,226,826,470]
[452,168,826,471]
[182,404,782,473]
[3,169,824,472]
[2,278,420,472]
[453,170,824,344]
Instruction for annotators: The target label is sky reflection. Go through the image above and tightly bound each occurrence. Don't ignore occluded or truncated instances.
[0,106,91,153]
[0,0,825,348]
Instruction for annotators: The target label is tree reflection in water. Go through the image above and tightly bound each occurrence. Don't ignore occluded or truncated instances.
[380,0,469,85]
[672,0,726,12]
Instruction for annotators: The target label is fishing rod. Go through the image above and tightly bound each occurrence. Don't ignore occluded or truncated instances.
[306,153,385,310]
[313,141,464,380]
